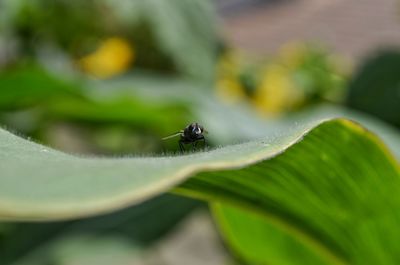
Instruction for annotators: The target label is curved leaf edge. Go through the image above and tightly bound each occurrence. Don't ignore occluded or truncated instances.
[0,118,398,221]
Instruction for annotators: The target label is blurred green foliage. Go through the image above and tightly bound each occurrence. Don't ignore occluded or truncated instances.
[346,50,400,129]
[216,43,349,115]
[0,65,81,109]
[0,65,193,154]
[0,0,220,81]
[0,194,200,265]
[0,0,221,154]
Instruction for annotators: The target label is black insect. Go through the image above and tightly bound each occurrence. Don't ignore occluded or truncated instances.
[162,122,207,152]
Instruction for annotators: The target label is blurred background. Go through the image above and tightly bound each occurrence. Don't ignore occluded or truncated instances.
[0,0,400,264]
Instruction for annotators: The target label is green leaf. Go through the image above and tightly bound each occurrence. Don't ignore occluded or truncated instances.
[0,194,199,265]
[177,120,400,264]
[0,117,399,264]
[143,0,218,81]
[104,0,219,82]
[0,66,80,110]
[346,50,400,128]
[212,203,328,265]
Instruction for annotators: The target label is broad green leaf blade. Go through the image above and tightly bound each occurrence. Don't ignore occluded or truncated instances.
[0,118,399,263]
[0,117,316,221]
[212,203,328,265]
[0,118,398,220]
[176,120,400,265]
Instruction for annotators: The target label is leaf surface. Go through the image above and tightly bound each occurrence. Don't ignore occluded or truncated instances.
[0,118,399,263]
[177,120,400,264]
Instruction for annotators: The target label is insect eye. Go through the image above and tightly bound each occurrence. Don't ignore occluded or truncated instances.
[192,127,201,134]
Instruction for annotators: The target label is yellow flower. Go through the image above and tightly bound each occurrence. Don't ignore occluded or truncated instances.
[79,37,134,79]
[254,64,305,116]
[215,50,248,103]
[215,77,246,104]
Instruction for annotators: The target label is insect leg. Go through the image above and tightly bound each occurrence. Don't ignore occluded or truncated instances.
[179,140,185,152]
[197,136,206,149]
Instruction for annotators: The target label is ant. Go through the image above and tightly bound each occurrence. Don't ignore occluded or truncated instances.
[162,122,207,152]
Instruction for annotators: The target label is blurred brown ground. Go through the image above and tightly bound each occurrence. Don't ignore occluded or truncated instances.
[219,0,400,60]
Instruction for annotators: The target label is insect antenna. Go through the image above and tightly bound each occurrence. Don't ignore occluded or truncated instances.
[162,131,183,140]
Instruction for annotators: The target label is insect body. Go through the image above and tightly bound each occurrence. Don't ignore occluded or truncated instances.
[162,122,207,152]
